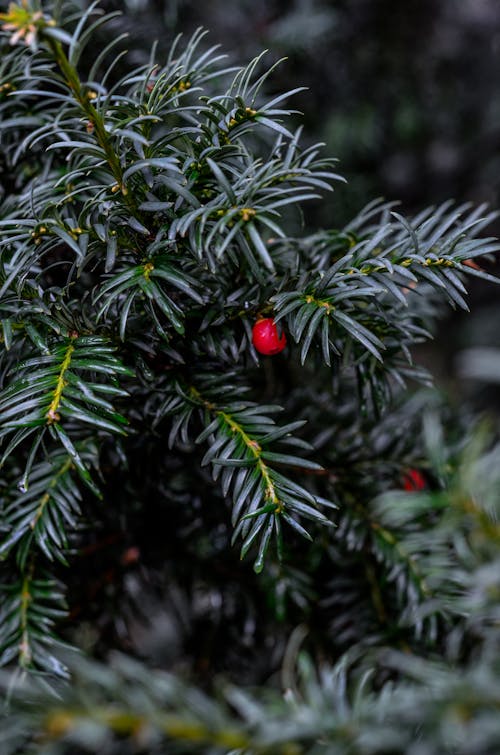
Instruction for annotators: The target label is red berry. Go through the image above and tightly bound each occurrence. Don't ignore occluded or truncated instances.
[252,318,287,355]
[403,468,426,491]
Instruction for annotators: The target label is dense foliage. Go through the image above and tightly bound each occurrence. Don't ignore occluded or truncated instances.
[1,2,500,753]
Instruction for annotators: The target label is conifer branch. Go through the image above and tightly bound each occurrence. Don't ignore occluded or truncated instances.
[46,338,76,424]
[1,6,500,743]
[43,35,139,215]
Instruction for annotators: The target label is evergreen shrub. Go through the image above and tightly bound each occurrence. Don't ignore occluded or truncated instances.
[1,3,500,753]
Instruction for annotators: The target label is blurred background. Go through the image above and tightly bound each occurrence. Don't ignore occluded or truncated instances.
[91,0,500,408]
